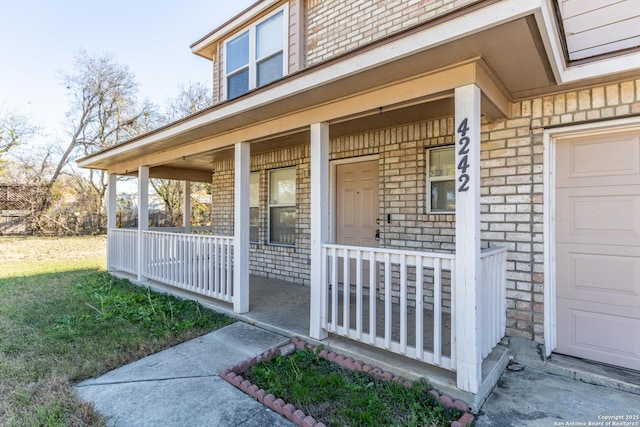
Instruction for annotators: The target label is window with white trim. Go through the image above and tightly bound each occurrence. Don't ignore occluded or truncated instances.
[426,146,456,213]
[268,167,296,245]
[250,172,260,242]
[224,7,287,100]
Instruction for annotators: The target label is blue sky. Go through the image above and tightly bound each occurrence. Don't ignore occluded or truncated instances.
[0,0,255,143]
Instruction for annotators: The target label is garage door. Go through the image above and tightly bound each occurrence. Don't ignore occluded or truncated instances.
[556,130,640,371]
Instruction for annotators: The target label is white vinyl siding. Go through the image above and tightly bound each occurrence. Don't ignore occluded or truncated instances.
[560,0,640,60]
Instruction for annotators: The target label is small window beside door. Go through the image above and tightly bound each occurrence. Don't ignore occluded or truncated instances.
[426,146,456,213]
[250,172,260,242]
[268,167,296,245]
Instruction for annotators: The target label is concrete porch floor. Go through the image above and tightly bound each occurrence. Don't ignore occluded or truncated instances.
[114,272,508,411]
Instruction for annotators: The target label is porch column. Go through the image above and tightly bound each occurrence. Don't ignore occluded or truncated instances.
[107,173,117,271]
[234,142,250,314]
[454,84,482,393]
[310,122,329,340]
[183,181,191,233]
[137,166,149,282]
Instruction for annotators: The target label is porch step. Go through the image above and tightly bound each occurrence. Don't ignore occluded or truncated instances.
[509,337,640,396]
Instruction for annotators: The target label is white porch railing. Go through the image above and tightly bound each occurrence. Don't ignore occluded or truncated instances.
[479,245,508,358]
[321,244,457,370]
[142,230,234,302]
[321,244,507,372]
[108,228,138,274]
[148,226,214,235]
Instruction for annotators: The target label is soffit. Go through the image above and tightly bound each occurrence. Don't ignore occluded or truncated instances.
[159,97,456,171]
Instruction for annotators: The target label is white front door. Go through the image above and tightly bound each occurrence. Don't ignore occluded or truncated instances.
[336,160,380,248]
[555,130,640,370]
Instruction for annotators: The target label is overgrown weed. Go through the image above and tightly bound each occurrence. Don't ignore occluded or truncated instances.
[245,346,464,427]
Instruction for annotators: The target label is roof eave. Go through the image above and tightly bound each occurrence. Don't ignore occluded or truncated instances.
[190,0,279,59]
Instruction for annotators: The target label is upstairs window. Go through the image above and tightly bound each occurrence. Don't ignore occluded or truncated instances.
[426,146,455,213]
[225,7,287,100]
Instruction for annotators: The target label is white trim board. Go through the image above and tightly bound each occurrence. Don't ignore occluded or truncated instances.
[191,0,282,55]
[542,116,640,357]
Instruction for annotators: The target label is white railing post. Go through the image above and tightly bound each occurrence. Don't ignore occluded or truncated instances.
[183,181,191,234]
[310,122,329,340]
[454,84,482,393]
[234,142,250,314]
[479,246,508,358]
[138,166,149,282]
[107,173,117,271]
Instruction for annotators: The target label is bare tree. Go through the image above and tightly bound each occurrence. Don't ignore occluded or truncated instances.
[34,50,151,227]
[0,108,38,178]
[150,178,183,226]
[0,108,36,155]
[163,81,212,123]
[2,144,55,185]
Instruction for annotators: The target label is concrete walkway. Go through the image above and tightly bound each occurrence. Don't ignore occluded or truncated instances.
[76,321,640,427]
[476,364,640,426]
[75,322,294,427]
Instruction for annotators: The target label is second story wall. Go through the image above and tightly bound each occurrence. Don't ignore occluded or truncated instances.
[306,0,477,65]
[208,0,480,103]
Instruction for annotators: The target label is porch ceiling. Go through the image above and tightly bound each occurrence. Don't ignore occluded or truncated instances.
[79,6,604,176]
[160,97,456,169]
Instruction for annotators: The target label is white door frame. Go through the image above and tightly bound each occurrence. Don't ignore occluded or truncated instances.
[329,155,380,244]
[543,116,640,357]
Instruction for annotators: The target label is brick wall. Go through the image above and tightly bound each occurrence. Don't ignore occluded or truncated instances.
[211,159,234,236]
[209,77,639,344]
[211,144,312,286]
[480,78,640,344]
[306,0,476,65]
[331,121,457,252]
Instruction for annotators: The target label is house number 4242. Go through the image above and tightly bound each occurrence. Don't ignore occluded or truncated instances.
[457,117,471,192]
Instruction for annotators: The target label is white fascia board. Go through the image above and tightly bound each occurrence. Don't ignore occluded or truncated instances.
[191,0,281,54]
[80,0,548,169]
[533,0,565,83]
[561,53,640,82]
[535,0,640,84]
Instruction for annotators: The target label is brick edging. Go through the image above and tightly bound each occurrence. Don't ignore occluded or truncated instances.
[219,337,474,427]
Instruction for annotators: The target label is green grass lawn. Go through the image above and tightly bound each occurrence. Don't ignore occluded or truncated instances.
[0,236,233,427]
